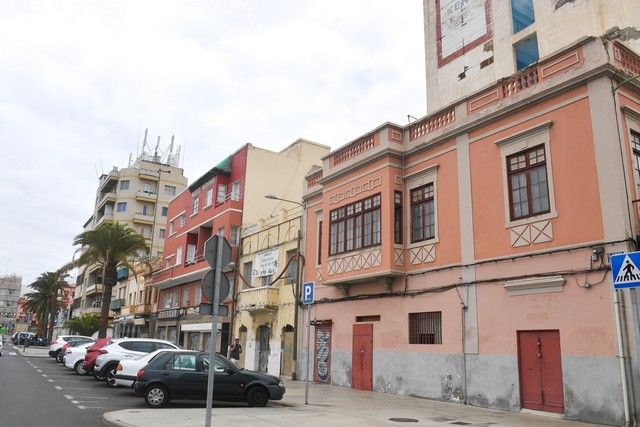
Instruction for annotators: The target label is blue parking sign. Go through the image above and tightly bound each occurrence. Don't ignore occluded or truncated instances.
[611,251,640,289]
[302,282,315,305]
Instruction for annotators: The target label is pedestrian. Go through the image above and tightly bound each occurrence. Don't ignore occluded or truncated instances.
[228,338,242,365]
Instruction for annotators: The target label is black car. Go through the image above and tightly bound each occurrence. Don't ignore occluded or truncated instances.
[134,351,285,408]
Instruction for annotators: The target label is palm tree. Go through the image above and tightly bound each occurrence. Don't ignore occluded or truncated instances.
[65,313,100,337]
[24,269,70,340]
[73,222,148,338]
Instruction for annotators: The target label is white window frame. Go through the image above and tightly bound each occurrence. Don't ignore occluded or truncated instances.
[169,221,175,235]
[231,181,241,201]
[176,246,183,266]
[164,185,177,196]
[205,188,213,207]
[116,202,127,213]
[159,229,166,239]
[496,121,557,228]
[405,165,439,248]
[192,195,199,216]
[119,180,130,191]
[217,184,227,204]
[230,226,239,246]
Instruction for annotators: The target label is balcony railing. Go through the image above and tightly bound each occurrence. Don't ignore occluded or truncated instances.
[409,108,456,141]
[97,191,117,209]
[330,135,376,167]
[136,190,158,201]
[613,42,640,76]
[157,307,186,320]
[85,284,105,295]
[237,286,280,312]
[306,170,323,188]
[110,298,125,310]
[133,212,155,224]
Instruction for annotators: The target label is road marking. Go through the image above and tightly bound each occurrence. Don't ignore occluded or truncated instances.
[64,395,74,400]
[9,352,16,356]
[48,379,54,382]
[77,405,85,409]
[54,386,63,390]
[58,387,91,390]
[36,369,42,372]
[69,396,108,399]
[42,374,48,377]
[77,406,105,409]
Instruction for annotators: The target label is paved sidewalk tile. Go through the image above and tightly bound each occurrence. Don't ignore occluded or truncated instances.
[104,380,602,427]
[10,344,50,358]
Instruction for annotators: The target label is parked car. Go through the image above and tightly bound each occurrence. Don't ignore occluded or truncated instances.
[115,349,189,388]
[56,339,95,363]
[134,351,285,408]
[83,338,112,376]
[94,338,180,387]
[63,341,95,374]
[13,332,35,345]
[49,335,94,359]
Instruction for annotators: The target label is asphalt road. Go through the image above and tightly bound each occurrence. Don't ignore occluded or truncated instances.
[0,343,211,427]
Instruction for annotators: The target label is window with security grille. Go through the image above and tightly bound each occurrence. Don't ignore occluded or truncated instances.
[409,311,442,344]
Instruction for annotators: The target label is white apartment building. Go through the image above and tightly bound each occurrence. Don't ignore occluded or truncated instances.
[74,138,188,318]
[423,0,640,113]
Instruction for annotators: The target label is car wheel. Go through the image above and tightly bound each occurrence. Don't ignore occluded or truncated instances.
[246,386,269,407]
[144,384,169,408]
[105,366,119,387]
[56,352,64,363]
[93,370,106,381]
[75,361,87,375]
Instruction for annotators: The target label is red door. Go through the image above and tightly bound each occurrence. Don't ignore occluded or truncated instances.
[352,324,373,391]
[517,330,564,413]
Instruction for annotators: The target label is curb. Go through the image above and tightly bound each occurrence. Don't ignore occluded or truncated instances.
[102,412,138,427]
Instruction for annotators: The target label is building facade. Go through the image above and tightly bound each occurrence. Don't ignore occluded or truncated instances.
[0,274,21,333]
[234,211,301,377]
[152,140,329,357]
[423,0,640,113]
[302,37,640,425]
[73,139,187,327]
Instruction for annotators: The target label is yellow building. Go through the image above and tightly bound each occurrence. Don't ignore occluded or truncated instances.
[233,209,302,377]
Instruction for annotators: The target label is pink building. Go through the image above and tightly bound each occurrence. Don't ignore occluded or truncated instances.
[302,38,640,425]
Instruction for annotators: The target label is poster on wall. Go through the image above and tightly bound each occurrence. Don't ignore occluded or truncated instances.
[436,0,492,67]
[314,323,332,383]
[252,248,279,277]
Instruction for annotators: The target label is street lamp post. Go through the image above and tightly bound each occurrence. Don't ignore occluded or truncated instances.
[265,193,305,381]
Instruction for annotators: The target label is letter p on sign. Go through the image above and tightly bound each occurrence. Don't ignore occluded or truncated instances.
[302,282,315,305]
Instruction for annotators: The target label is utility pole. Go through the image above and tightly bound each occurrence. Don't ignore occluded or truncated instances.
[291,229,301,381]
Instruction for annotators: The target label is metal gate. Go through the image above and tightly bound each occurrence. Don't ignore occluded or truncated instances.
[258,325,270,373]
[314,322,332,383]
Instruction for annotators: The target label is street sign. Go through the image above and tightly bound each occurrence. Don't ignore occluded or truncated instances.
[201,270,231,302]
[204,235,232,268]
[611,251,640,289]
[302,281,315,305]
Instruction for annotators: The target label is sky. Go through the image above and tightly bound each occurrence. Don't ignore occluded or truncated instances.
[0,1,426,291]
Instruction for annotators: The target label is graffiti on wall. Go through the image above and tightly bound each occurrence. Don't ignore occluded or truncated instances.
[314,324,332,383]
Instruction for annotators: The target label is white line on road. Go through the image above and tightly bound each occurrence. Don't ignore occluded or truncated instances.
[36,369,42,372]
[67,395,108,399]
[64,395,73,400]
[77,406,105,409]
[76,405,85,409]
[41,374,48,377]
[47,379,54,382]
[59,387,91,390]
[8,352,16,355]
[54,386,63,390]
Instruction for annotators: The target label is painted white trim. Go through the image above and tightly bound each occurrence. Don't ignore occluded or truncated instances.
[405,165,439,247]
[175,208,243,238]
[496,122,558,229]
[169,210,187,222]
[504,275,565,296]
[181,323,221,331]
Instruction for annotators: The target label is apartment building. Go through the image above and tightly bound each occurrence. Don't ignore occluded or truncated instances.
[302,37,640,425]
[234,211,302,376]
[74,140,187,325]
[153,140,329,357]
[423,0,640,113]
[0,274,21,333]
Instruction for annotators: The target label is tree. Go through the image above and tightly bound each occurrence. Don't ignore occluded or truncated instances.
[24,268,69,340]
[73,222,148,338]
[65,313,100,337]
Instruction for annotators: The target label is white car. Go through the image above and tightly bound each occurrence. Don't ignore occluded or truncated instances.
[49,335,93,360]
[63,341,94,374]
[94,338,180,387]
[114,348,191,387]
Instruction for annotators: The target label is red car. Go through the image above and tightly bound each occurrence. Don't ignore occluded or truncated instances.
[82,338,112,377]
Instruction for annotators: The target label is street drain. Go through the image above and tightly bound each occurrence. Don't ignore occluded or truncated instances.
[389,418,419,423]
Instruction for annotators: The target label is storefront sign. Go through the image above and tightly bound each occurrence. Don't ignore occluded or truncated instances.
[252,249,279,277]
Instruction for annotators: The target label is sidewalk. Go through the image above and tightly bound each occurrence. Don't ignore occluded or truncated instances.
[11,343,50,358]
[103,380,601,427]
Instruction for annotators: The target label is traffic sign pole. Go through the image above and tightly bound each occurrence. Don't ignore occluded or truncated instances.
[205,236,224,427]
[305,302,311,405]
[302,281,314,405]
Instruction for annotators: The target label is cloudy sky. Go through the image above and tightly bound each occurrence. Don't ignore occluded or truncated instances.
[0,1,426,290]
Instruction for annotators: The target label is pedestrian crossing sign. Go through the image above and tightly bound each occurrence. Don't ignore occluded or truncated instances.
[611,251,640,289]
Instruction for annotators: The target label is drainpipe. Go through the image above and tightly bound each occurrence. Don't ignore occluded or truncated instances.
[614,288,632,426]
[460,295,468,405]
